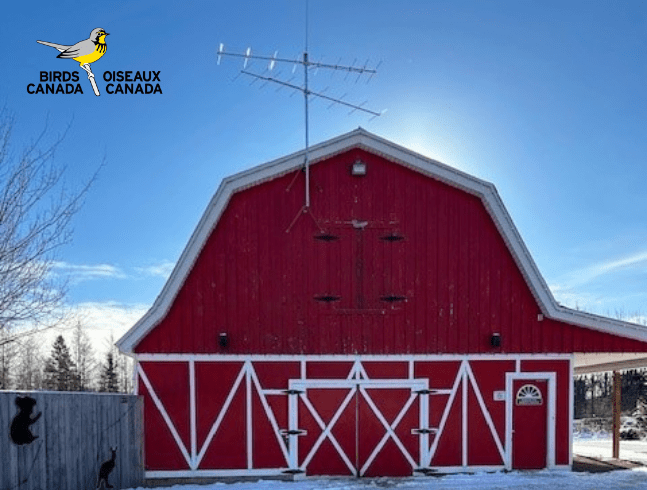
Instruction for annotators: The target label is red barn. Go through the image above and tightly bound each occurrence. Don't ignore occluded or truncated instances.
[117,129,647,480]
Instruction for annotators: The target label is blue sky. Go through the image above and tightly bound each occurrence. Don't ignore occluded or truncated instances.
[1,0,646,345]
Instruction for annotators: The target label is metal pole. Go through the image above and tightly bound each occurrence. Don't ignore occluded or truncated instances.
[304,50,310,208]
[303,0,310,209]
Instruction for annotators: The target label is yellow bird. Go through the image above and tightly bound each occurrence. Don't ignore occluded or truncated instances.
[37,28,109,78]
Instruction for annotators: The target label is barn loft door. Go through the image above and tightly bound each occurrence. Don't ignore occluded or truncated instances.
[286,379,429,477]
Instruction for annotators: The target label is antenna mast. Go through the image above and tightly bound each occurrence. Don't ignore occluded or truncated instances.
[304,0,310,206]
[217,2,383,212]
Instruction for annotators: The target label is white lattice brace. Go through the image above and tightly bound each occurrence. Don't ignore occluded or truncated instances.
[138,364,192,469]
[464,362,506,463]
[426,361,467,467]
[358,387,418,475]
[195,363,247,467]
[299,388,357,474]
[347,360,369,380]
[248,364,290,464]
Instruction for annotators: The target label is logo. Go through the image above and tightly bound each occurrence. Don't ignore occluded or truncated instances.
[31,28,162,96]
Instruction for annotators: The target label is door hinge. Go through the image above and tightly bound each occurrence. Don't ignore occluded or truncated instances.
[280,429,308,436]
[284,389,304,395]
[411,428,437,435]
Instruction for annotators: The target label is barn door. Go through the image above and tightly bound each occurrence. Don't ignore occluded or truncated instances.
[286,379,429,477]
[508,377,554,470]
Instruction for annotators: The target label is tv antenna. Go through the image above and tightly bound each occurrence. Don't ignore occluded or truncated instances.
[216,2,384,214]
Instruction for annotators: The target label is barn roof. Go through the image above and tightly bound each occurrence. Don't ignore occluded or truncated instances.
[117,128,647,354]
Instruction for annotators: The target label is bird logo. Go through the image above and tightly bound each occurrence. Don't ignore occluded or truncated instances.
[37,28,109,96]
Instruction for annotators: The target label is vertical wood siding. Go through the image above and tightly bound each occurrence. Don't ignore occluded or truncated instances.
[135,148,647,354]
[0,391,143,490]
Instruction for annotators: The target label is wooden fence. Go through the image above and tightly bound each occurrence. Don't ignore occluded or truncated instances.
[1,391,143,490]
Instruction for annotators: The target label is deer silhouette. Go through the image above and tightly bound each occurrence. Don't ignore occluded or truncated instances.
[96,446,117,489]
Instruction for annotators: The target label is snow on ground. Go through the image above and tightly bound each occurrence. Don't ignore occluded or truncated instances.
[121,436,647,490]
[574,434,647,465]
[122,469,647,490]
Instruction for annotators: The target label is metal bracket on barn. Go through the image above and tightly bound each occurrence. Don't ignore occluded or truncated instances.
[283,389,304,395]
[280,429,308,436]
[411,428,437,435]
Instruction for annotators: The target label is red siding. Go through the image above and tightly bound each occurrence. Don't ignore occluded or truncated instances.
[135,148,647,354]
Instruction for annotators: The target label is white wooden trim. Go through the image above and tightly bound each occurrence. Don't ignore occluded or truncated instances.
[189,360,197,467]
[287,388,299,471]
[245,361,253,469]
[568,356,574,467]
[261,389,286,395]
[134,363,139,395]
[293,378,427,389]
[138,365,192,468]
[505,372,557,470]
[419,387,429,468]
[462,372,468,467]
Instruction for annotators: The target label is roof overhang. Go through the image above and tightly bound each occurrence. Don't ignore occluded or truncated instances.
[574,353,647,374]
[116,128,647,354]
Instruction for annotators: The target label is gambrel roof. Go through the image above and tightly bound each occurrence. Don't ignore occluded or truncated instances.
[117,128,647,354]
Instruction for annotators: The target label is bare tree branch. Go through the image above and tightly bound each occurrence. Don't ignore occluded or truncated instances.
[0,109,100,342]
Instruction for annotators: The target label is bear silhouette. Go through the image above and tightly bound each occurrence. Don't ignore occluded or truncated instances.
[10,396,41,445]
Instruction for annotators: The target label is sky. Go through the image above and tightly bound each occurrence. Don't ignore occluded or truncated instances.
[0,0,646,352]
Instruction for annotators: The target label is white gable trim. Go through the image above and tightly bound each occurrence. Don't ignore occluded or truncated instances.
[116,129,647,353]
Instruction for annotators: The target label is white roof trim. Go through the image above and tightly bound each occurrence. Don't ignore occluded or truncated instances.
[574,353,647,374]
[116,128,647,353]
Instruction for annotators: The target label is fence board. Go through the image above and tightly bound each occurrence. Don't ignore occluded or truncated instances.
[0,391,143,490]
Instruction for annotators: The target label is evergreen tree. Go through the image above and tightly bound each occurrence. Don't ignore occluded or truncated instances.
[99,351,119,392]
[43,335,78,391]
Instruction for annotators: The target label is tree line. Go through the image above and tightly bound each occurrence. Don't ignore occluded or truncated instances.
[0,322,133,393]
[574,369,647,419]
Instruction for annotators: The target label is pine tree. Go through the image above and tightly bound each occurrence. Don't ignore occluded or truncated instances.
[43,335,79,391]
[99,351,119,393]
